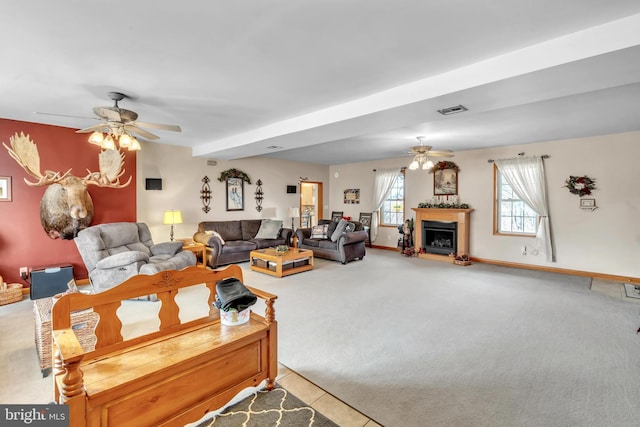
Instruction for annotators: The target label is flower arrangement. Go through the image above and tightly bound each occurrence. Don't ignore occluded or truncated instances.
[275,245,289,254]
[218,168,252,184]
[563,175,596,197]
[418,201,470,209]
[429,160,459,173]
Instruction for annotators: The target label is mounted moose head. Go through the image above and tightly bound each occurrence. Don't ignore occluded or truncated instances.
[3,132,131,240]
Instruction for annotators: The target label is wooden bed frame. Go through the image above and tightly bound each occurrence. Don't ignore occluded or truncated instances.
[51,265,277,427]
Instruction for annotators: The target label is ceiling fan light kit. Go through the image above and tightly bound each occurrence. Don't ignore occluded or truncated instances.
[408,136,453,170]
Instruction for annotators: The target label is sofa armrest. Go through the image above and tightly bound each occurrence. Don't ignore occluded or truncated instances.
[295,228,311,242]
[193,231,223,248]
[279,227,293,242]
[338,230,369,246]
[150,241,183,256]
[95,251,150,270]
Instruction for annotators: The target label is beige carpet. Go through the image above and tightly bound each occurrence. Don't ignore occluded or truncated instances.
[242,250,640,427]
[3,250,640,427]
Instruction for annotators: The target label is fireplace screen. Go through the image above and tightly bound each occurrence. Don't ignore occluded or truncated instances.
[422,220,458,255]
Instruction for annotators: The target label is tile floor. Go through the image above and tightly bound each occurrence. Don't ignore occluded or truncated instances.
[276,363,382,427]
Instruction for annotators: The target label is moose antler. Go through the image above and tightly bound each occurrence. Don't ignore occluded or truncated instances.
[84,148,132,188]
[2,132,71,186]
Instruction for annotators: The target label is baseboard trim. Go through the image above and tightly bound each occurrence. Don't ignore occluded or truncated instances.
[471,257,640,284]
[371,244,400,252]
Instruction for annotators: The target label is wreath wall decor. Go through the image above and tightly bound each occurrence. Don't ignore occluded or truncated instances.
[217,168,251,184]
[563,175,596,197]
[429,160,459,173]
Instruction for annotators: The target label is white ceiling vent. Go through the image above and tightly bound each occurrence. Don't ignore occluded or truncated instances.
[437,104,468,115]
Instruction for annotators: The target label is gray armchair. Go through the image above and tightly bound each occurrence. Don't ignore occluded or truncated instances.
[74,222,196,292]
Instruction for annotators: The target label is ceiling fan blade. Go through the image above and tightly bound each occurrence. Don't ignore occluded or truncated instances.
[93,106,121,121]
[124,125,160,140]
[428,150,455,158]
[133,121,181,132]
[35,112,98,120]
[76,124,107,133]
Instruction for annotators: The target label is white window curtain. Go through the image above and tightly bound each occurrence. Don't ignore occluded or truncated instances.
[495,156,555,262]
[370,168,401,242]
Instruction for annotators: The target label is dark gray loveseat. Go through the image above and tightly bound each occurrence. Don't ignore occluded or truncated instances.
[193,219,293,268]
[295,219,367,264]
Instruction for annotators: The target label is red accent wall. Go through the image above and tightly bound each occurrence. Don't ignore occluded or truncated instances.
[0,119,136,286]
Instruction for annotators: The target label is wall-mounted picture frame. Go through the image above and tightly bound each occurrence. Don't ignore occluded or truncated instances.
[226,177,244,211]
[434,168,458,195]
[0,176,12,202]
[580,198,596,208]
[344,188,360,204]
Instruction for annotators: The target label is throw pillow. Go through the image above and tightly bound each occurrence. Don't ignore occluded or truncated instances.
[205,230,226,244]
[310,224,328,239]
[330,219,349,242]
[344,222,355,233]
[327,220,338,237]
[254,219,283,239]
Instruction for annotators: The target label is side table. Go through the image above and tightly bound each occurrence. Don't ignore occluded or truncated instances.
[182,241,207,268]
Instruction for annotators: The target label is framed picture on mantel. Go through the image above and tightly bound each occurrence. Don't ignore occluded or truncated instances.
[434,168,458,195]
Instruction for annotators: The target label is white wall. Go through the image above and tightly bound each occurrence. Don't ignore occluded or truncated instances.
[137,131,639,278]
[330,131,640,278]
[136,142,329,243]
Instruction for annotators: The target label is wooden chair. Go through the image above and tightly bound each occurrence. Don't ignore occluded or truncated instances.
[331,211,343,222]
[359,212,373,247]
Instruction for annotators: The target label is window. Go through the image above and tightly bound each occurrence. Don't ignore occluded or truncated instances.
[495,167,538,235]
[380,172,405,226]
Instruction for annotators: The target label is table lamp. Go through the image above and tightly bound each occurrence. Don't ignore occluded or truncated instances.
[289,207,300,230]
[163,210,183,241]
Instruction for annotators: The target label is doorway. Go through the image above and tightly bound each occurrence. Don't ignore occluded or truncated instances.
[299,181,323,228]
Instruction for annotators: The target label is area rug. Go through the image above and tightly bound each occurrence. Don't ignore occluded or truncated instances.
[194,386,338,427]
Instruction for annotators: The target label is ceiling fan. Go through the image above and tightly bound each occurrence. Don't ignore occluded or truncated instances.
[36,91,181,142]
[74,92,181,141]
[408,136,454,170]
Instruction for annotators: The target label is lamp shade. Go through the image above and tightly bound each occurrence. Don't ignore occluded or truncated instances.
[289,207,300,218]
[163,210,183,225]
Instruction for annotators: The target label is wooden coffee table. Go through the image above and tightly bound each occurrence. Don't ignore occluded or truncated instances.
[250,247,313,278]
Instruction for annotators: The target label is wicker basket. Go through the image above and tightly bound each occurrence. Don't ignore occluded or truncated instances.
[33,297,98,374]
[0,282,23,306]
[453,260,472,266]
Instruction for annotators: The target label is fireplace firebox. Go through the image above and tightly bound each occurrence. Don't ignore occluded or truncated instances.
[422,220,458,255]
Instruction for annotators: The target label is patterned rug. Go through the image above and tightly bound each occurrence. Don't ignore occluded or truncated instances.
[194,386,338,427]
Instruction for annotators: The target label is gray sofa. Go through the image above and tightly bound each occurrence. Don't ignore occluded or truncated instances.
[193,219,293,268]
[74,222,197,292]
[295,219,367,264]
